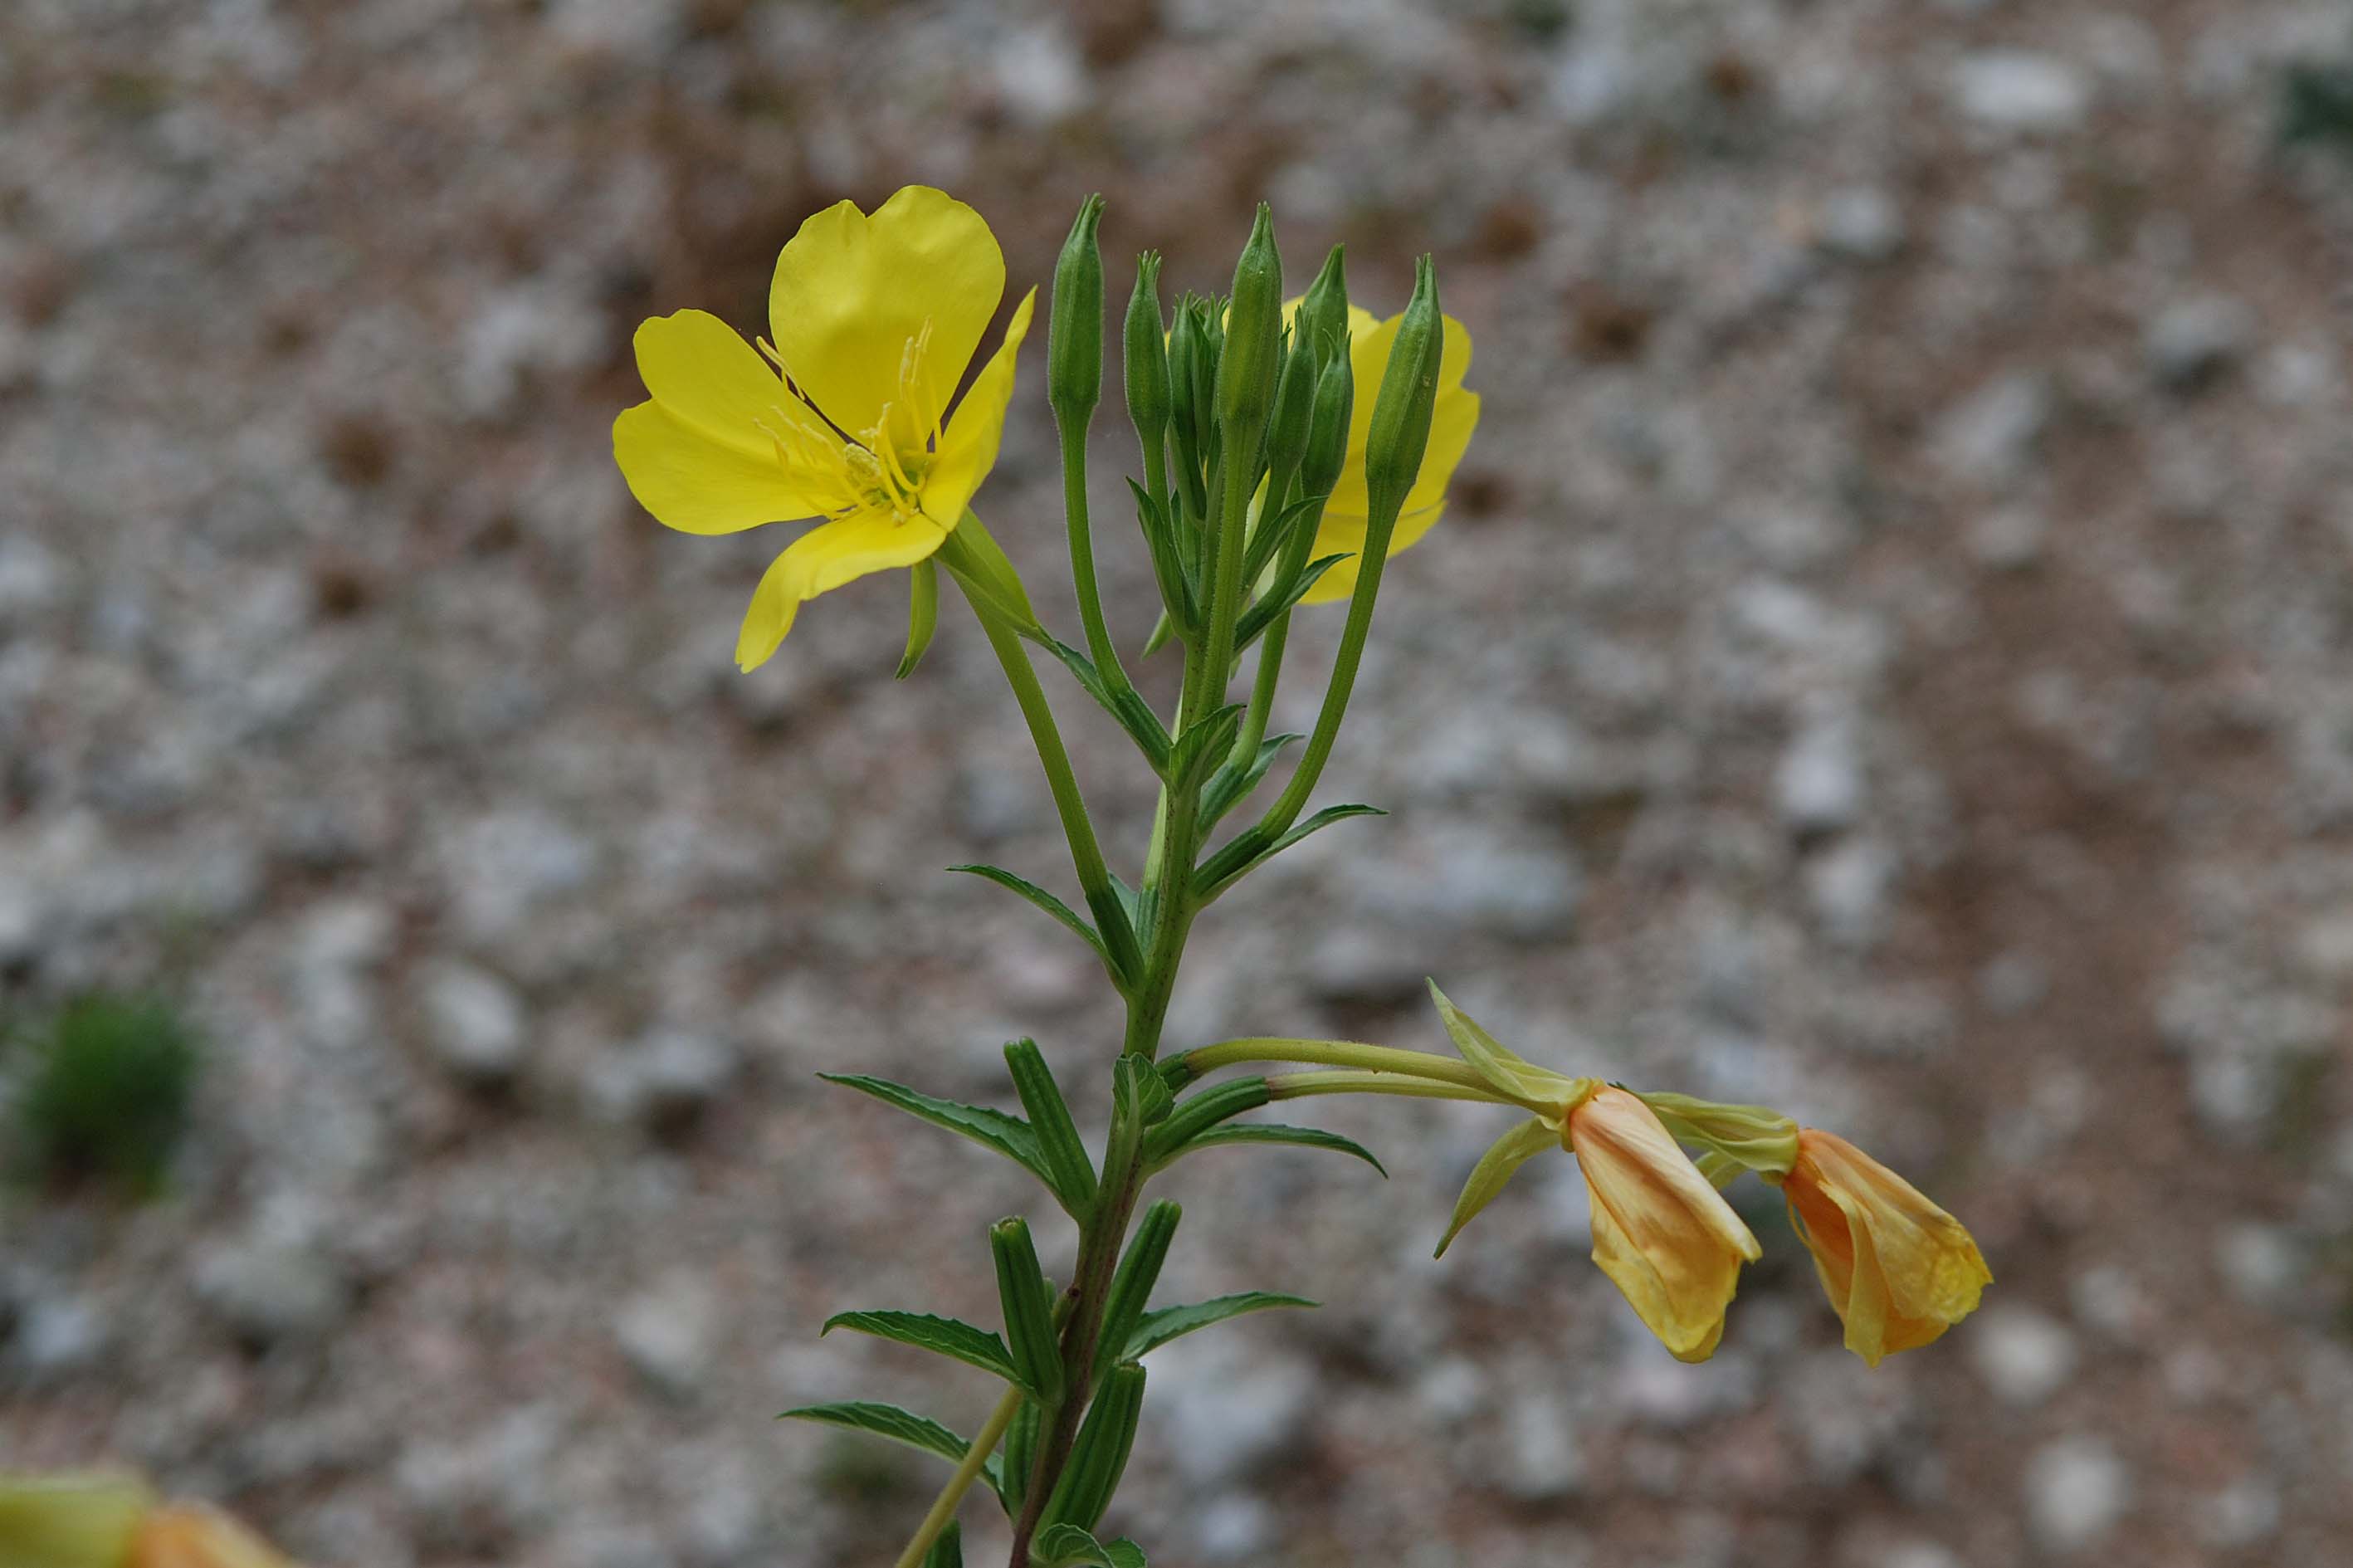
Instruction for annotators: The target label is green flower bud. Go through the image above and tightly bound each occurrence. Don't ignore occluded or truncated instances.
[1121,251,1169,451]
[1362,255,1443,529]
[1298,242,1350,364]
[1048,194,1106,428]
[1299,329,1355,498]
[1260,325,1317,492]
[1166,296,1214,517]
[1214,203,1283,453]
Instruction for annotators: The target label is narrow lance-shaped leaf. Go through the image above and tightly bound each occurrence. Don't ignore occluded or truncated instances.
[1123,1292,1318,1360]
[991,1218,1066,1406]
[1168,704,1244,795]
[1004,1039,1098,1219]
[1433,1117,1557,1258]
[1197,731,1301,833]
[1234,554,1348,651]
[1179,1122,1387,1177]
[775,1403,1006,1508]
[820,1310,1023,1387]
[819,1073,1053,1192]
[1193,804,1386,900]
[1140,1077,1271,1168]
[1032,1524,1141,1568]
[1032,634,1173,774]
[925,1521,964,1568]
[951,866,1120,986]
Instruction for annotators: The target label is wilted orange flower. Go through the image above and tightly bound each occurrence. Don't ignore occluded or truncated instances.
[1567,1087,1764,1363]
[1780,1127,1991,1366]
[128,1505,297,1568]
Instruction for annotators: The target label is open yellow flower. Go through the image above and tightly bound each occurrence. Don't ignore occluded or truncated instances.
[613,186,1036,670]
[1780,1128,1991,1366]
[1569,1087,1764,1363]
[1290,299,1479,602]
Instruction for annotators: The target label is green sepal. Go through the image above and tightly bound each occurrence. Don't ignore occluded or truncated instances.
[1141,1077,1272,1169]
[819,1311,1025,1390]
[950,866,1125,992]
[1003,1040,1099,1219]
[776,1402,1006,1508]
[1040,1362,1146,1536]
[1433,1117,1556,1258]
[1124,1292,1317,1360]
[1428,983,1582,1108]
[935,514,1040,634]
[896,557,940,679]
[1000,1395,1041,1519]
[1198,732,1301,833]
[818,1073,1054,1194]
[991,1219,1067,1407]
[1094,1200,1179,1390]
[1193,804,1387,901]
[1234,553,1348,652]
[1178,1122,1387,1177]
[1032,1524,1145,1568]
[1033,634,1174,774]
[926,1522,965,1568]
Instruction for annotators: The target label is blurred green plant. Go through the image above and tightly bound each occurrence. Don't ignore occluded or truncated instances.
[2278,59,2353,154]
[7,994,199,1197]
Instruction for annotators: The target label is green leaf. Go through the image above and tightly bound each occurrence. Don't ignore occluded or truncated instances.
[1102,1542,1146,1568]
[1240,493,1324,586]
[1094,1202,1179,1390]
[1179,1122,1387,1177]
[897,558,940,679]
[776,1403,1006,1507]
[1194,804,1386,900]
[1033,635,1173,774]
[1124,1292,1318,1360]
[1128,479,1197,637]
[818,1074,1053,1193]
[1114,1054,1175,1128]
[1233,553,1346,651]
[926,1521,965,1568]
[1167,703,1243,795]
[1141,1077,1271,1169]
[952,867,1121,987]
[820,1311,1025,1389]
[1041,1362,1145,1536]
[1196,732,1301,833]
[991,1219,1066,1406]
[1004,1040,1098,1219]
[1032,1524,1117,1568]
[1433,1117,1556,1258]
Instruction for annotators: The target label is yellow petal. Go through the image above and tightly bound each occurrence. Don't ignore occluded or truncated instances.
[769,186,1004,439]
[632,310,796,460]
[1570,1087,1760,1362]
[614,403,822,536]
[1784,1129,1991,1366]
[736,511,948,671]
[129,1505,297,1568]
[1330,309,1477,515]
[920,287,1036,528]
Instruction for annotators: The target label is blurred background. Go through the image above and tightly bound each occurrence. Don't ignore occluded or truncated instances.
[6,0,2353,1564]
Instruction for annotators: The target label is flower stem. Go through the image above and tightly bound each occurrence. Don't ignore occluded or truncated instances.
[1183,1036,1499,1095]
[1265,1069,1508,1103]
[1059,416,1130,699]
[1230,488,1328,769]
[892,1385,1024,1568]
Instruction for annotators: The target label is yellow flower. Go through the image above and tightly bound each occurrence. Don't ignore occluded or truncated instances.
[129,1506,297,1568]
[1290,299,1479,603]
[1779,1127,1991,1366]
[1568,1086,1764,1363]
[613,185,1036,670]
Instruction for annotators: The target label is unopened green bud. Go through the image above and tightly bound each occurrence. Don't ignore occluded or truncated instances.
[1300,330,1355,497]
[1041,1361,1145,1534]
[1122,251,1169,449]
[1048,194,1106,428]
[1362,255,1443,528]
[1262,326,1317,491]
[1298,243,1350,363]
[1214,204,1283,451]
[1167,299,1205,460]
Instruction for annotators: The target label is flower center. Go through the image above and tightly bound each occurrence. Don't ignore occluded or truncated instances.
[755,320,945,526]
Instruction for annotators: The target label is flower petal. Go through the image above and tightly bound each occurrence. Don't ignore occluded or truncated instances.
[736,512,949,672]
[632,309,794,459]
[920,287,1036,528]
[1297,501,1444,605]
[769,186,1004,439]
[614,402,824,537]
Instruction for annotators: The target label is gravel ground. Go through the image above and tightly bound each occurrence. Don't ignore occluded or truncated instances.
[7,1,2353,1564]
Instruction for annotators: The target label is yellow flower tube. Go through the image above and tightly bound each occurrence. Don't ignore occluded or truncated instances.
[613,185,1036,669]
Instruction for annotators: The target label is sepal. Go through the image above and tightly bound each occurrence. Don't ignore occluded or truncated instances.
[1433,1117,1556,1258]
